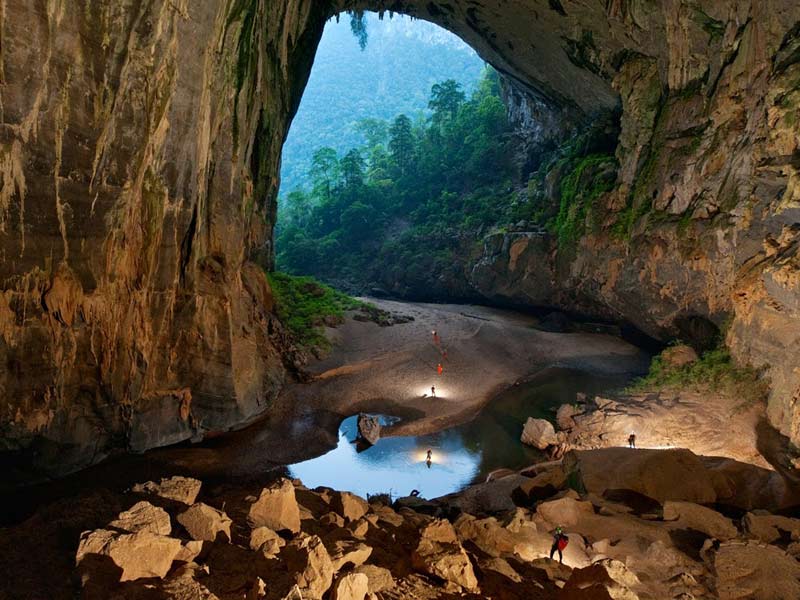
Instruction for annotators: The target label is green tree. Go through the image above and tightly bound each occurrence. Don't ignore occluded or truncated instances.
[429,79,466,123]
[388,114,415,176]
[311,147,339,203]
[340,149,366,190]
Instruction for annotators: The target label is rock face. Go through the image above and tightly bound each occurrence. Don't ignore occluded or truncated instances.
[2,0,800,477]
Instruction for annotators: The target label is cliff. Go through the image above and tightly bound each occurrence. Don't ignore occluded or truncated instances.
[1,0,799,475]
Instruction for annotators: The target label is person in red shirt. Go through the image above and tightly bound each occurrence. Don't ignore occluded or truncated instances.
[437,363,443,375]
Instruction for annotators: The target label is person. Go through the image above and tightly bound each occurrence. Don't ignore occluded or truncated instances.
[437,363,443,375]
[431,385,436,398]
[550,526,569,563]
[432,330,440,346]
[441,348,448,360]
[426,449,432,468]
[628,433,636,449]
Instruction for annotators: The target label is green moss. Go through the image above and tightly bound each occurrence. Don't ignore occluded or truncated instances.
[692,7,726,42]
[268,271,368,350]
[629,344,769,409]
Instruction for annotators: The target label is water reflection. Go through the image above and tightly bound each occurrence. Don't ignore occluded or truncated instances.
[289,368,629,499]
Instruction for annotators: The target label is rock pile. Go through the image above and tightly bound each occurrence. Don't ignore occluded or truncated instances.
[74,446,800,599]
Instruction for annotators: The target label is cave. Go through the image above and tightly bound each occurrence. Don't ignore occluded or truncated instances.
[2,1,800,597]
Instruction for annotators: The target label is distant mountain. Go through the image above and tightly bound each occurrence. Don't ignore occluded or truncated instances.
[279,13,486,196]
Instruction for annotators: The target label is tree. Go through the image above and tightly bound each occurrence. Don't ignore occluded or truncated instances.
[429,79,466,123]
[339,149,366,191]
[356,118,388,148]
[388,114,415,176]
[311,147,339,203]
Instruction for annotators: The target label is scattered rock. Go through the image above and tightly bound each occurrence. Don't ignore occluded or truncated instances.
[132,476,202,505]
[175,540,205,563]
[331,572,369,600]
[76,528,182,581]
[411,519,479,591]
[328,539,372,571]
[250,525,285,556]
[283,534,334,599]
[557,404,581,430]
[357,413,381,445]
[561,558,640,600]
[743,512,800,544]
[248,478,302,533]
[177,502,232,542]
[521,417,559,449]
[330,491,369,522]
[353,565,395,593]
[108,501,172,535]
[663,501,738,541]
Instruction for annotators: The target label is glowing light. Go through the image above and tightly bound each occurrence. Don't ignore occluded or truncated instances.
[414,384,451,399]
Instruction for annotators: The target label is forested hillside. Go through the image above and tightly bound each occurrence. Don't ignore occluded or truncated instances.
[279,13,486,194]
[275,69,518,295]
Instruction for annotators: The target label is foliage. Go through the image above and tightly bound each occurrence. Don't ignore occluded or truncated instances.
[275,68,515,289]
[629,344,769,408]
[267,271,367,350]
[280,13,485,193]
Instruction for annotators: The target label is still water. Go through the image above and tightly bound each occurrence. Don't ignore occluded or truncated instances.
[289,368,629,499]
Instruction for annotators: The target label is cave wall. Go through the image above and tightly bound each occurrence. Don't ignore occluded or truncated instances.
[1,0,799,476]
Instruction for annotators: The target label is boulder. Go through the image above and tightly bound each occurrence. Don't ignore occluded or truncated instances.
[557,404,581,430]
[659,345,699,368]
[743,512,800,544]
[353,565,395,593]
[521,418,558,449]
[248,478,302,533]
[714,540,800,599]
[513,467,567,505]
[108,501,172,535]
[331,572,369,600]
[411,519,479,591]
[330,491,369,522]
[76,528,182,582]
[132,476,202,505]
[175,540,204,563]
[328,540,372,571]
[454,514,517,557]
[177,503,232,542]
[536,495,594,527]
[282,534,334,599]
[250,526,285,557]
[564,449,717,504]
[663,501,738,540]
[561,558,640,600]
[357,413,381,445]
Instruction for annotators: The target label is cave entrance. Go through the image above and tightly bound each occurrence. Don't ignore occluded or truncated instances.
[274,11,518,301]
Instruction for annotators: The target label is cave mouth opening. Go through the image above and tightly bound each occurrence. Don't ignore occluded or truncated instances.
[273,10,524,301]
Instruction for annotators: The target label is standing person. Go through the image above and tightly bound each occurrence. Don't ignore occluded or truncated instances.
[437,363,443,376]
[431,386,436,398]
[628,433,636,449]
[432,330,440,346]
[441,348,448,360]
[426,449,432,468]
[549,526,569,564]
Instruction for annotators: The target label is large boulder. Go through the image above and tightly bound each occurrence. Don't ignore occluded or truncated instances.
[557,404,581,430]
[108,501,172,535]
[76,528,182,582]
[743,513,800,544]
[561,558,640,600]
[328,540,372,571]
[357,413,381,445]
[177,503,232,542]
[329,491,369,522]
[663,501,738,541]
[330,572,369,600]
[282,534,334,599]
[521,418,558,449]
[536,495,595,527]
[411,519,479,592]
[659,345,699,368]
[564,448,717,504]
[454,514,519,557]
[132,476,202,505]
[714,541,800,599]
[248,478,302,533]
